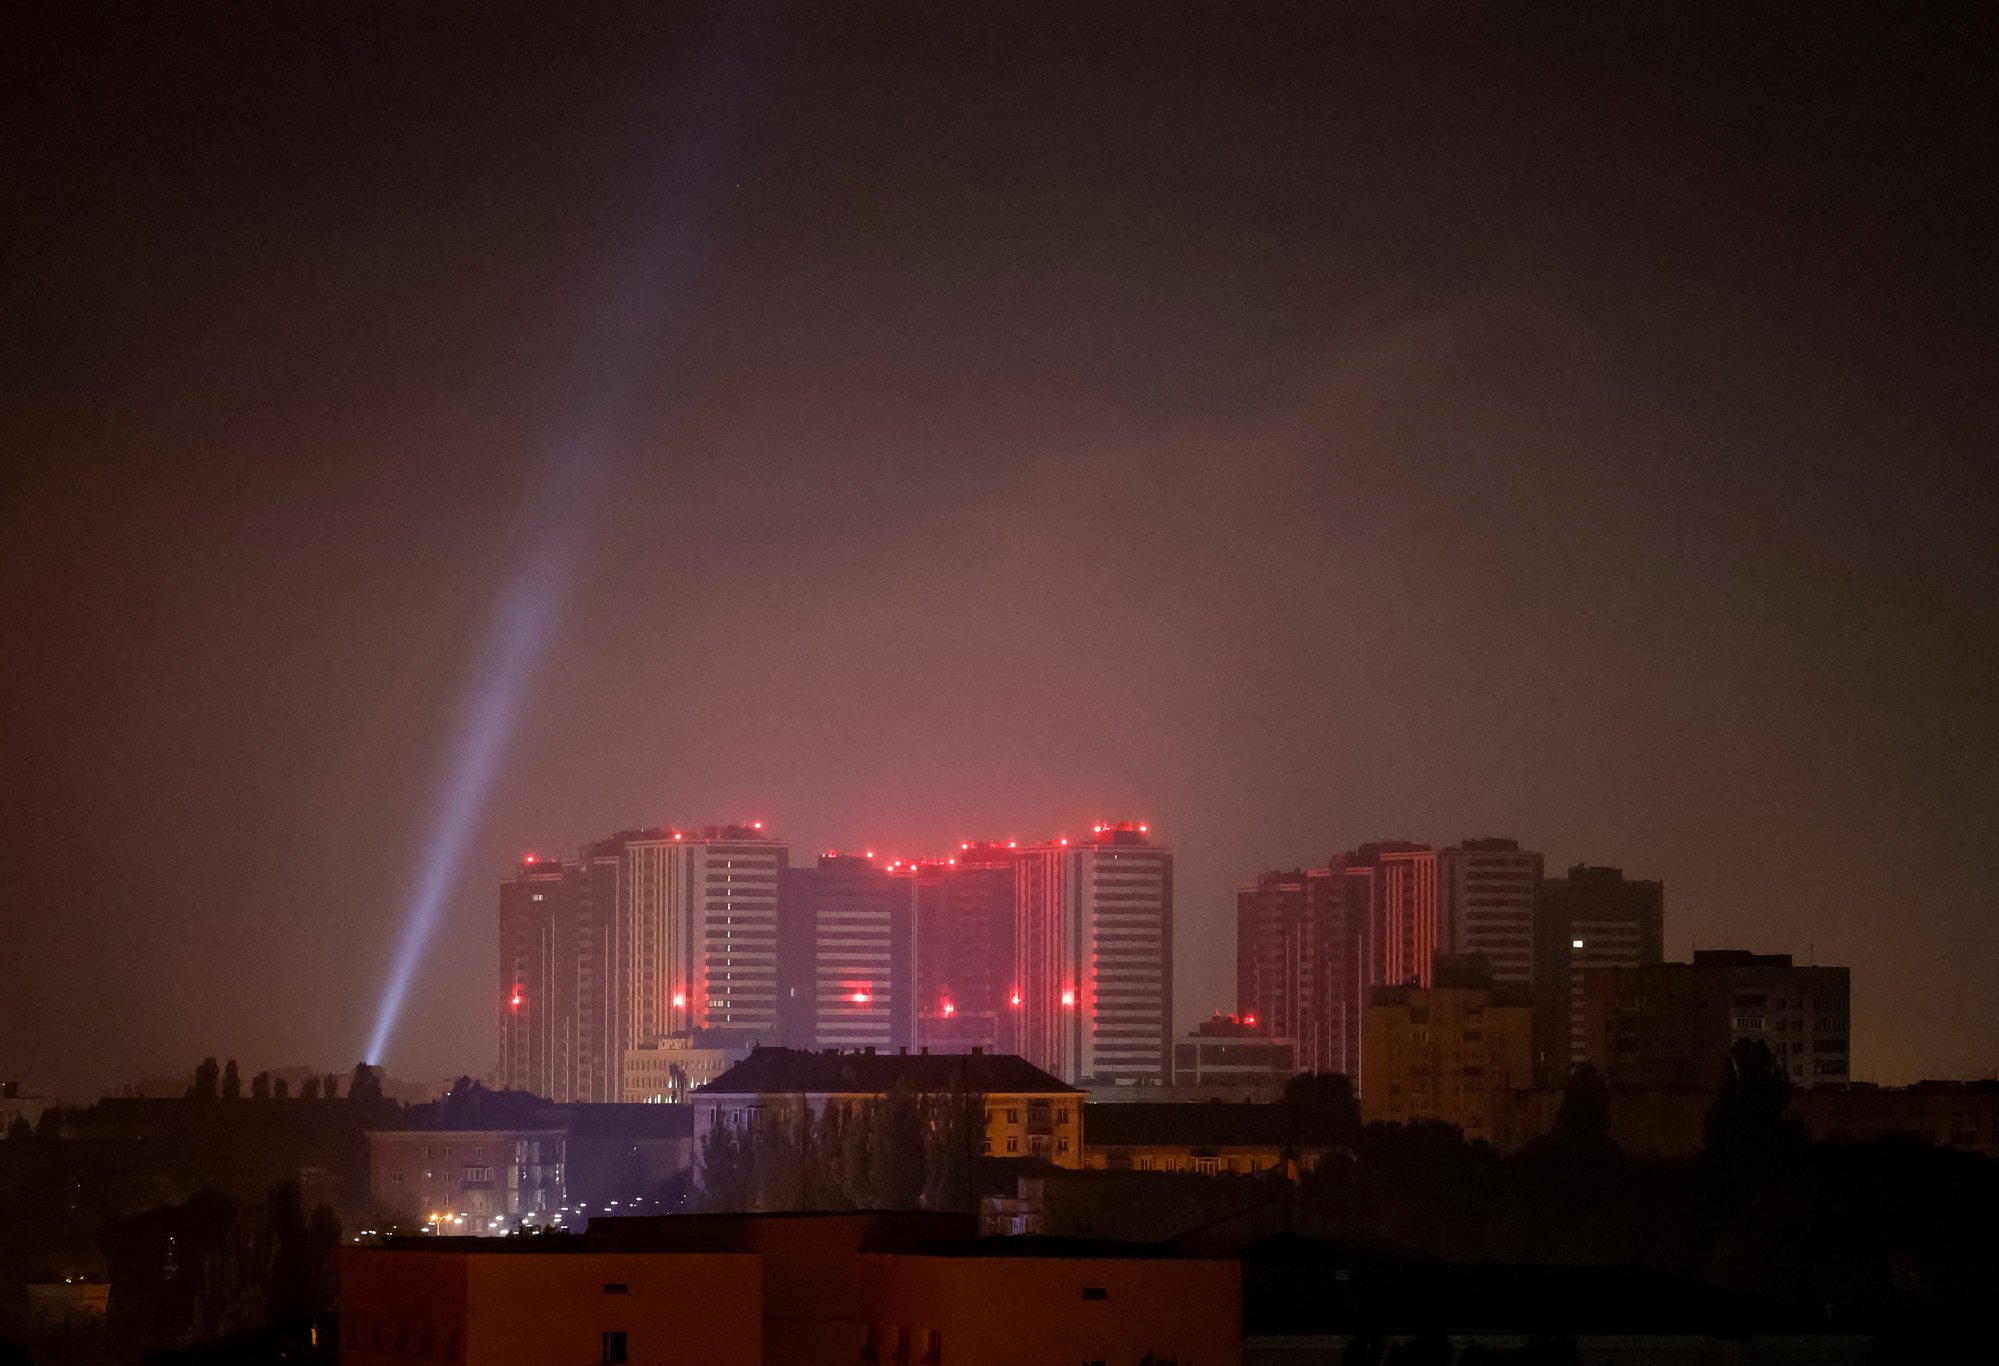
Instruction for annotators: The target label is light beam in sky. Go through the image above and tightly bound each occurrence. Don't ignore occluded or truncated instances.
[364,20,755,1065]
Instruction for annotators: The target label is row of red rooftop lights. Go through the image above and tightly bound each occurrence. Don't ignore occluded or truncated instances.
[514,985,1220,1019]
[521,821,1148,869]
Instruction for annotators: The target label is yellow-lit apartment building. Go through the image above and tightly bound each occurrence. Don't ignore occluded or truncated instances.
[1361,955,1534,1144]
[689,1048,1085,1174]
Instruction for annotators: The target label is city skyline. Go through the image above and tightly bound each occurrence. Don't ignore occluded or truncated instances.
[7,5,1994,1103]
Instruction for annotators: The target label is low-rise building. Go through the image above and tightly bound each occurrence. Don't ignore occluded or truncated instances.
[692,1048,1085,1170]
[1583,950,1851,1091]
[1172,1015,1297,1097]
[1791,1080,1999,1156]
[340,1212,1240,1366]
[1081,1102,1349,1175]
[365,1125,568,1230]
[1360,955,1534,1142]
[620,1031,759,1103]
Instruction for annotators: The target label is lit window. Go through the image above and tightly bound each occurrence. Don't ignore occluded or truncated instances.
[1571,939,1584,949]
[601,1332,627,1365]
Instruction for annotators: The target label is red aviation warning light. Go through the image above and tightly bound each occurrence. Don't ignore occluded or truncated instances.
[510,986,523,1010]
[1010,990,1022,1007]
[1243,1013,1258,1027]
[672,992,687,1009]
[942,1000,956,1017]
[1061,989,1076,1007]
[523,854,538,864]
[852,989,871,1004]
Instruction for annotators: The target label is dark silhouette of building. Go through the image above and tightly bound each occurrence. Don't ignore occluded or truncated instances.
[778,854,914,1053]
[909,843,1017,1055]
[1534,863,1665,1079]
[1585,950,1850,1091]
[498,856,573,1100]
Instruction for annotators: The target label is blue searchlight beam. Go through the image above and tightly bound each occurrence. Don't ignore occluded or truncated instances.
[363,22,754,1067]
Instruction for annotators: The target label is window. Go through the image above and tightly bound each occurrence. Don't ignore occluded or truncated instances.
[1081,1287,1109,1301]
[1006,1137,1018,1153]
[473,1146,484,1160]
[392,1172,404,1184]
[603,1283,629,1295]
[1007,1108,1020,1123]
[601,1332,627,1365]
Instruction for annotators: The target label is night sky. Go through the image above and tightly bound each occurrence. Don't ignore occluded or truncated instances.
[4,3,1994,1097]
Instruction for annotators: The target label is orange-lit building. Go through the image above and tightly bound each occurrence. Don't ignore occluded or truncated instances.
[859,1243,1239,1366]
[1360,956,1534,1143]
[342,1242,762,1366]
[340,1212,1239,1366]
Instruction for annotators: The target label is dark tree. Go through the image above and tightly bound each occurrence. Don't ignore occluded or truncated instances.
[5,1115,29,1142]
[323,1073,340,1099]
[191,1056,220,1101]
[868,1084,927,1210]
[34,1106,61,1139]
[1549,1063,1616,1160]
[266,1180,314,1322]
[272,1076,290,1100]
[348,1062,384,1105]
[305,1202,342,1310]
[299,1076,322,1101]
[250,1072,271,1102]
[1283,1072,1363,1146]
[1704,1038,1800,1161]
[222,1060,242,1101]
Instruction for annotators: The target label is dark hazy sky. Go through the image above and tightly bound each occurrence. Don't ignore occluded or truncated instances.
[4,3,1994,1097]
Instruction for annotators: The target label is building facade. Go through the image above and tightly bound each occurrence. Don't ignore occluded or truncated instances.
[911,844,1017,1056]
[498,856,572,1100]
[1171,1015,1297,1093]
[690,1048,1086,1170]
[1441,838,1542,988]
[341,1212,1240,1366]
[365,1126,568,1229]
[620,1031,759,1104]
[1238,839,1537,1091]
[779,854,913,1054]
[1014,823,1173,1086]
[1359,956,1535,1143]
[1583,950,1851,1091]
[1534,864,1665,1079]
[557,824,789,1103]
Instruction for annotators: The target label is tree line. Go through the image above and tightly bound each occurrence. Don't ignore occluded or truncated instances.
[696,1083,986,1214]
[182,1058,385,1105]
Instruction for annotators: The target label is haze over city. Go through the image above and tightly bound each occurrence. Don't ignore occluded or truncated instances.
[5,3,1994,1102]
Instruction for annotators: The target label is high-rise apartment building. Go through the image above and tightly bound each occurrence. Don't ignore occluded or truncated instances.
[911,843,1017,1055]
[1015,823,1173,1086]
[497,855,572,1099]
[1534,864,1665,1078]
[1364,842,1442,989]
[1583,950,1850,1091]
[778,854,913,1053]
[1237,838,1540,1096]
[1361,955,1535,1143]
[1441,838,1542,987]
[532,823,788,1104]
